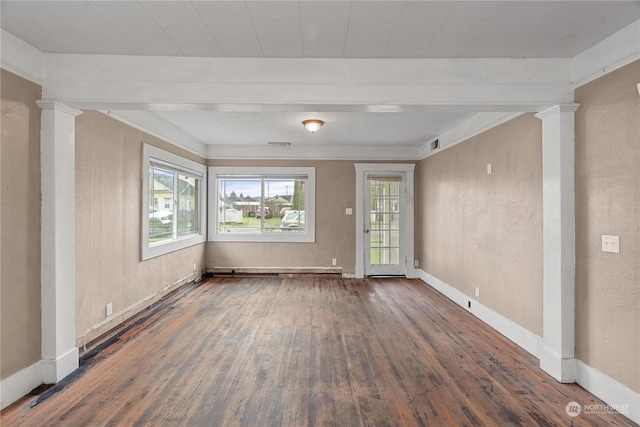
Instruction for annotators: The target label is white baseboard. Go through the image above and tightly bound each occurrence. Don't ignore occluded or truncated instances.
[540,345,576,383]
[417,269,542,357]
[1,360,44,410]
[418,268,639,426]
[576,360,640,425]
[41,347,79,384]
[2,347,79,410]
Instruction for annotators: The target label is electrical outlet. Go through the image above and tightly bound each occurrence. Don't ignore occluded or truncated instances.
[331,258,337,266]
[414,260,419,267]
[106,303,113,317]
[601,235,620,253]
[193,262,197,271]
[475,286,480,298]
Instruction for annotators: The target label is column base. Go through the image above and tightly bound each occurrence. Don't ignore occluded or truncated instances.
[540,345,576,383]
[42,347,79,384]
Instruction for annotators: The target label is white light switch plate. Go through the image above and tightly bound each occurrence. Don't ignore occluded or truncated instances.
[345,208,352,215]
[602,235,620,253]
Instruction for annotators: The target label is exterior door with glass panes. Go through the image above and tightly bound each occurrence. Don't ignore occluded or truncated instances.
[364,175,405,276]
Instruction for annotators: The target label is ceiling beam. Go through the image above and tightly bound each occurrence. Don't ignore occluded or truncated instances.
[43,55,574,111]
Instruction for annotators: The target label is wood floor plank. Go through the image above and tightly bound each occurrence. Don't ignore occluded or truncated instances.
[2,277,636,427]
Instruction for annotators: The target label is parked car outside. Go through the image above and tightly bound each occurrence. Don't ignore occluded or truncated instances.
[281,210,304,230]
[149,206,173,228]
[219,205,243,224]
[256,207,271,219]
[279,207,291,218]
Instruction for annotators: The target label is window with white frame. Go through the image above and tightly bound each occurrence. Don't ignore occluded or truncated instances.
[142,144,207,260]
[208,167,315,242]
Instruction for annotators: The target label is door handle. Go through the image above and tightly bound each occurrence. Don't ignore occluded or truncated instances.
[364,229,369,234]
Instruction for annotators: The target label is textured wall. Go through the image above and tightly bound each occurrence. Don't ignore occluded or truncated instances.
[575,60,640,392]
[419,114,543,336]
[75,111,206,345]
[0,70,42,379]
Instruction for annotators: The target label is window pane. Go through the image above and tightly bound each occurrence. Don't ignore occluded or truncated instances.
[267,178,305,233]
[217,179,261,233]
[143,144,207,260]
[216,176,307,234]
[149,166,174,244]
[178,174,199,236]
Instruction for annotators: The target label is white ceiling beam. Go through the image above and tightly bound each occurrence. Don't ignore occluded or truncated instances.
[1,29,45,84]
[572,19,640,88]
[42,55,574,111]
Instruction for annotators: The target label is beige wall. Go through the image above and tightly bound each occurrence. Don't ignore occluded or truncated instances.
[75,111,206,345]
[206,159,361,275]
[0,70,42,379]
[419,113,543,336]
[575,60,640,392]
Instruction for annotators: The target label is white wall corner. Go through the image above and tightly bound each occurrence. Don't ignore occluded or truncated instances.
[0,360,44,410]
[1,29,45,84]
[575,360,640,425]
[417,269,542,358]
[572,19,640,88]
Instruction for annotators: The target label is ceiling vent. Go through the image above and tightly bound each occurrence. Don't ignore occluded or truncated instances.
[430,139,439,151]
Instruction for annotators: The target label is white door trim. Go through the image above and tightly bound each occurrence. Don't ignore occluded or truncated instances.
[355,163,415,278]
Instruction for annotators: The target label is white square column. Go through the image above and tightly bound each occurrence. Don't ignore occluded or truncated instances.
[535,104,579,383]
[37,100,82,383]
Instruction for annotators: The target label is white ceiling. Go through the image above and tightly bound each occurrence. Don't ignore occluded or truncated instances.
[2,1,639,153]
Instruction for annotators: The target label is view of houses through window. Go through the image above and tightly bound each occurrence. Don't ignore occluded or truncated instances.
[149,163,200,244]
[142,144,207,260]
[217,176,306,234]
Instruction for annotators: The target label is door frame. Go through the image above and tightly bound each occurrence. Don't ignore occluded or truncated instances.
[354,163,416,278]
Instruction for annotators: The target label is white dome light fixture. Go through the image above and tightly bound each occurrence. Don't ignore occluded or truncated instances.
[302,119,324,133]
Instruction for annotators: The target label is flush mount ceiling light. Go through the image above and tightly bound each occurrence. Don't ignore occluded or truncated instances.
[302,119,324,133]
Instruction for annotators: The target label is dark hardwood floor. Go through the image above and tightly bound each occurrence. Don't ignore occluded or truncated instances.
[2,277,635,426]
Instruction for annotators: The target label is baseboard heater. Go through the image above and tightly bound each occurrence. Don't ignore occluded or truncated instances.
[209,266,342,277]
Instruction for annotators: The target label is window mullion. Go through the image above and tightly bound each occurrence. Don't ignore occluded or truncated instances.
[173,172,179,238]
[260,178,265,233]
